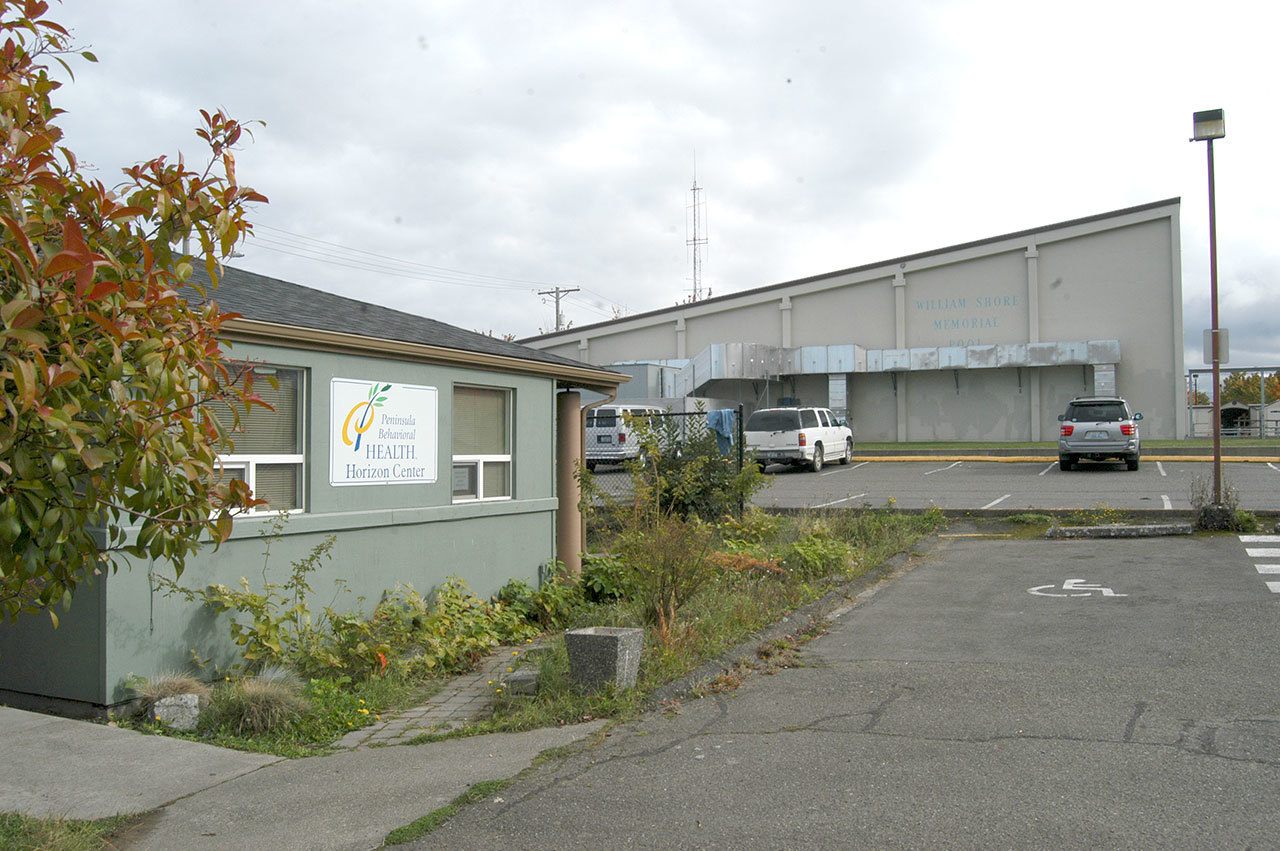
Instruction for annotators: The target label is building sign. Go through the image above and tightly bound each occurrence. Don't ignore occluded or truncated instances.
[912,292,1020,347]
[330,378,438,486]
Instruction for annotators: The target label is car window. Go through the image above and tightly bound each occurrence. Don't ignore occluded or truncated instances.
[800,410,819,428]
[746,410,800,431]
[817,410,830,427]
[1066,402,1127,422]
[592,411,618,428]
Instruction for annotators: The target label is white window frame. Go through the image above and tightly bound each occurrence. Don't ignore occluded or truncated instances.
[452,385,513,504]
[216,365,307,517]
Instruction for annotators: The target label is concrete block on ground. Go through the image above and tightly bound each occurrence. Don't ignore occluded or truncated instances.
[501,668,540,696]
[153,694,201,731]
[565,626,643,691]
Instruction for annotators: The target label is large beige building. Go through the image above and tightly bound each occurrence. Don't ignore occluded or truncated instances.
[524,199,1185,441]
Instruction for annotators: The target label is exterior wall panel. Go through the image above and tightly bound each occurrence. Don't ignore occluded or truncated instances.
[789,279,896,348]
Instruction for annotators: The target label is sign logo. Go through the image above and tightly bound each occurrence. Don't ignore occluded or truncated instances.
[341,383,390,452]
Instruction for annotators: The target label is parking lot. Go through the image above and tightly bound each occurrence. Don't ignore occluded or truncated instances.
[754,458,1280,512]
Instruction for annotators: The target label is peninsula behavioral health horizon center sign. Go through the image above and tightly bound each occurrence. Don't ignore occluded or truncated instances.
[329,378,438,486]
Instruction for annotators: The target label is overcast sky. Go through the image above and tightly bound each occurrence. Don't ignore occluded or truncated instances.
[51,1,1278,366]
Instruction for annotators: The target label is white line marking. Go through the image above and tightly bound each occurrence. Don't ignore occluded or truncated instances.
[1268,462,1280,473]
[1157,461,1167,477]
[819,461,869,477]
[1245,548,1280,558]
[1038,463,1055,476]
[1240,535,1280,543]
[924,461,962,476]
[981,494,1012,509]
[1267,581,1280,594]
[1161,495,1172,510]
[1254,565,1280,574]
[812,492,868,509]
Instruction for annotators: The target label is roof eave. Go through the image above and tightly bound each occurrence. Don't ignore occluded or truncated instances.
[221,317,629,392]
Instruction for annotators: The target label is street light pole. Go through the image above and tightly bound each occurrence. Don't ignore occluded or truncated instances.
[1192,108,1226,506]
[1206,135,1222,505]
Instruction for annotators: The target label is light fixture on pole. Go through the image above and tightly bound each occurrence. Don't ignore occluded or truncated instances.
[1190,108,1225,506]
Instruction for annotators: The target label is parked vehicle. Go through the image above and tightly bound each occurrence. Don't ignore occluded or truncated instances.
[745,406,853,473]
[1057,396,1143,471]
[584,405,664,470]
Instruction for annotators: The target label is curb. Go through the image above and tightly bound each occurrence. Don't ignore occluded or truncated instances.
[852,447,1279,459]
[645,534,944,707]
[851,454,1280,463]
[1045,523,1195,538]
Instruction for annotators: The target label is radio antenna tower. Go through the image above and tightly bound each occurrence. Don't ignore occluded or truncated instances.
[686,154,709,302]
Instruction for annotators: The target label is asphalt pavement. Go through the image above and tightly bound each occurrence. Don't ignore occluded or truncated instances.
[415,531,1280,849]
[754,458,1280,512]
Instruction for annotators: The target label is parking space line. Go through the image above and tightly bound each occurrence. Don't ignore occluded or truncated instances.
[1254,565,1280,574]
[923,461,962,476]
[981,494,1011,509]
[1037,462,1055,476]
[1157,461,1167,477]
[1266,581,1280,594]
[820,461,868,477]
[1269,462,1280,473]
[1161,495,1172,510]
[812,492,868,509]
[1245,548,1280,558]
[1240,535,1280,543]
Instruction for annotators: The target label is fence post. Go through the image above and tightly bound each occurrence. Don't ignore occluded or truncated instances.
[736,403,745,518]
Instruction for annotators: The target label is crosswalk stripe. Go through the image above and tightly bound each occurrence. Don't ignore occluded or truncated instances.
[1246,548,1280,558]
[1267,581,1280,594]
[1239,535,1280,543]
[1254,565,1280,574]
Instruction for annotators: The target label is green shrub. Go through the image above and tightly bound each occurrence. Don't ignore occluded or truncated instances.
[202,669,309,735]
[494,578,536,621]
[782,522,854,579]
[717,508,783,551]
[618,514,715,645]
[627,414,765,523]
[528,562,584,629]
[581,553,634,603]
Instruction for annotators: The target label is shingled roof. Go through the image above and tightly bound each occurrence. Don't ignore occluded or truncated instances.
[190,265,605,375]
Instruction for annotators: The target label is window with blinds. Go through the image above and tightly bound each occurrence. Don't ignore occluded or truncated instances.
[210,365,306,514]
[451,385,512,502]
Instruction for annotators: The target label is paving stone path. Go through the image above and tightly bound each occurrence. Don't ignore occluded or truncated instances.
[335,643,535,750]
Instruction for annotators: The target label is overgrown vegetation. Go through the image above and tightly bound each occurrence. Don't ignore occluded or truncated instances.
[0,812,131,851]
[383,779,513,845]
[1189,474,1260,532]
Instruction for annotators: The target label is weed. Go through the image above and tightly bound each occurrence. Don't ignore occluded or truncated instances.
[384,778,512,845]
[0,812,133,851]
[1006,513,1054,525]
[129,671,210,709]
[1064,503,1126,526]
[202,671,309,735]
[1189,474,1259,531]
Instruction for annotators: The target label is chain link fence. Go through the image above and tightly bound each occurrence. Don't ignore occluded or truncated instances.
[581,406,746,530]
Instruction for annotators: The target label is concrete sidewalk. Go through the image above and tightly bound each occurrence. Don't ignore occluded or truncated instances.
[114,722,604,850]
[0,706,280,819]
[0,703,603,849]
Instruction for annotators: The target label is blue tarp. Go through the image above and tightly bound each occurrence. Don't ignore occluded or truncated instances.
[707,408,735,455]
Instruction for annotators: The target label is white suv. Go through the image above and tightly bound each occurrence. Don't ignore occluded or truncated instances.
[745,406,854,473]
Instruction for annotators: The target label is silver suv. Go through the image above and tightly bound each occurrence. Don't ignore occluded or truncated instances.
[1057,396,1143,471]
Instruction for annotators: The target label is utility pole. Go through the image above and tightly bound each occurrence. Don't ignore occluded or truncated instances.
[538,286,579,332]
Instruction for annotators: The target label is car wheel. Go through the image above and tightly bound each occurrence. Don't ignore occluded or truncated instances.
[586,461,597,472]
[1126,455,1140,471]
[757,461,768,474]
[809,445,824,473]
[1058,455,1073,472]
[840,438,853,464]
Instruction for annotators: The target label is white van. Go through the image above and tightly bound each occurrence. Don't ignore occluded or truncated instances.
[584,404,664,471]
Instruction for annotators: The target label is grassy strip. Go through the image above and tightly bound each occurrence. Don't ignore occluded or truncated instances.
[409,509,944,744]
[383,778,511,845]
[0,812,133,851]
[120,673,440,758]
